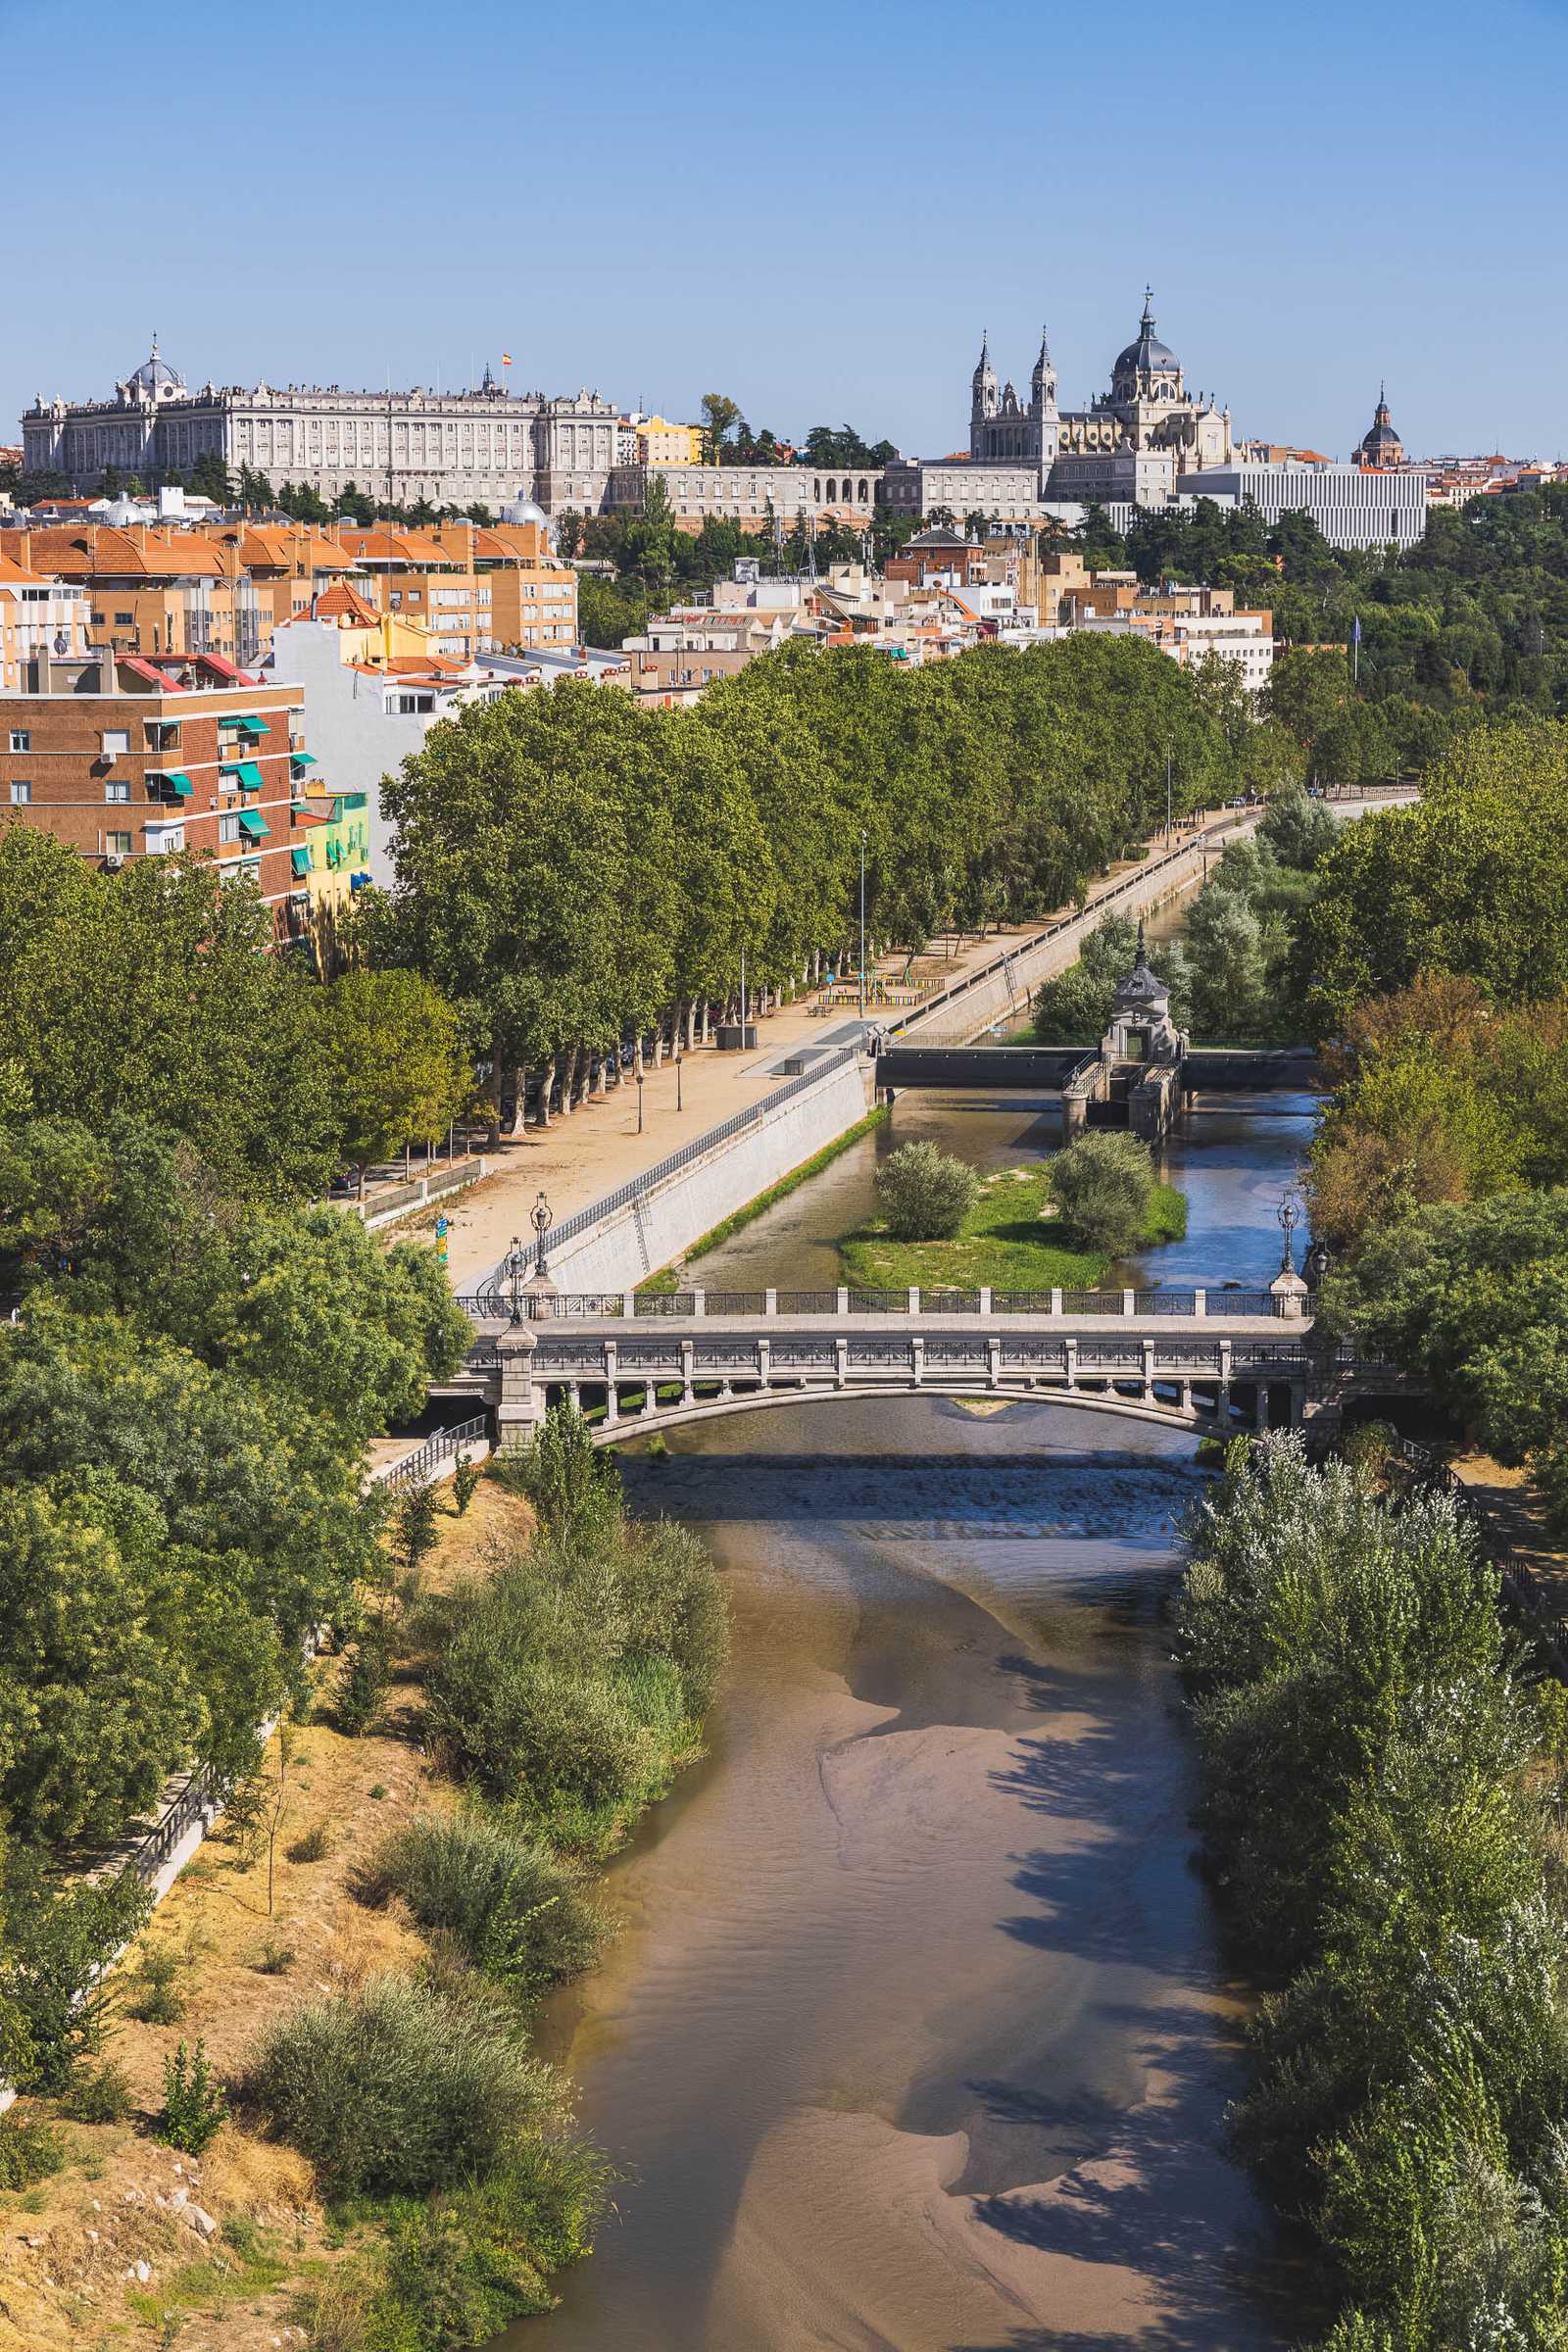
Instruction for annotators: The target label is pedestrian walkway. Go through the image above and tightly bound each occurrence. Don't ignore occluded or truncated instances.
[438,815,1228,1291]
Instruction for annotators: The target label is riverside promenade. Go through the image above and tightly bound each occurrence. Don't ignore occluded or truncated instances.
[439,791,1413,1294]
[438,814,1225,1292]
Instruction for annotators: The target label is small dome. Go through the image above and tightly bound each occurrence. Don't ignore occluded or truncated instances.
[501,496,549,528]
[127,334,183,395]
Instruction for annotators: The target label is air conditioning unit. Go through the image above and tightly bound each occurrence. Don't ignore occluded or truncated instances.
[104,854,125,870]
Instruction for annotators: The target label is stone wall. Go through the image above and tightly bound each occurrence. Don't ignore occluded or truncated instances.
[536,1050,875,1294]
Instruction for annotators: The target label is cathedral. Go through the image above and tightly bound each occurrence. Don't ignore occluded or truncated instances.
[879,291,1236,524]
[970,293,1233,484]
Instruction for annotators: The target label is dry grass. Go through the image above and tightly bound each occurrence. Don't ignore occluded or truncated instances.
[0,1466,535,2352]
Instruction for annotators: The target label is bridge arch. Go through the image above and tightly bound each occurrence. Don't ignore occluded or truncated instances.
[522,1371,1298,1447]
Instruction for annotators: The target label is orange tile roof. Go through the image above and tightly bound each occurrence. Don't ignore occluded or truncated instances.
[314,580,381,625]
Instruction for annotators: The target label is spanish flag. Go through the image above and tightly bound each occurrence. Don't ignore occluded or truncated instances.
[502,354,513,368]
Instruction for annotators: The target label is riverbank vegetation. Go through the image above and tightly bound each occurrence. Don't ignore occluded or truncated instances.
[841,1150,1186,1292]
[1179,1436,1568,2349]
[1295,717,1568,1519]
[0,1422,728,2351]
[1031,786,1340,1049]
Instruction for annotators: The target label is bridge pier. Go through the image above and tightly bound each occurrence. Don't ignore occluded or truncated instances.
[604,1384,619,1427]
[681,1340,695,1405]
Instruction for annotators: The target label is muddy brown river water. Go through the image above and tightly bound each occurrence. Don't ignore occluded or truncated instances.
[502,1086,1313,2351]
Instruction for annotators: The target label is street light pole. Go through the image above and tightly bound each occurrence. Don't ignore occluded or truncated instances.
[858,828,867,1022]
[675,1046,683,1112]
[636,1071,645,1133]
[1165,747,1172,846]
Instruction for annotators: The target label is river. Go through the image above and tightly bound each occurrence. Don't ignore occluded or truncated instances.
[509,1083,1315,2352]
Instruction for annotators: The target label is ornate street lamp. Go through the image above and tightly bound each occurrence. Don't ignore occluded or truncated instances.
[636,1069,645,1133]
[1277,1189,1301,1275]
[674,1044,683,1112]
[502,1233,528,1326]
[531,1190,553,1282]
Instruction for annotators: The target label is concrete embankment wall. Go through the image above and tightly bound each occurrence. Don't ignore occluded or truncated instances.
[541,1050,875,1293]
[895,826,1247,1048]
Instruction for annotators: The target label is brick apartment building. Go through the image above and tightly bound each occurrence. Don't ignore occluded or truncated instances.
[0,649,311,939]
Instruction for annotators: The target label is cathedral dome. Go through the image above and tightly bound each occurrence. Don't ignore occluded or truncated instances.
[1113,294,1179,378]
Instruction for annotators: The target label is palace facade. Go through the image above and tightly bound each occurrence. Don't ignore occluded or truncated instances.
[23,342,622,514]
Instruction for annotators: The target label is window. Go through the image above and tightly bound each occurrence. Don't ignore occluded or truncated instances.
[114,612,134,627]
[105,778,129,804]
[8,730,28,753]
[219,813,241,844]
[10,781,31,806]
[106,830,132,856]
[101,728,130,758]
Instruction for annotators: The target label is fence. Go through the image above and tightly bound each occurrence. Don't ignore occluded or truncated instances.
[457,1284,1301,1323]
[375,1413,489,1493]
[462,1043,861,1301]
[880,814,1241,1045]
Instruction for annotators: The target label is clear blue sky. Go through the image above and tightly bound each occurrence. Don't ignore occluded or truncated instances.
[6,0,1564,462]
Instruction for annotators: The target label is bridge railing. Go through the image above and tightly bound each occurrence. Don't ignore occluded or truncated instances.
[458,1284,1317,1326]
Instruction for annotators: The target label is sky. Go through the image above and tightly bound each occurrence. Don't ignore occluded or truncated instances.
[5,0,1565,464]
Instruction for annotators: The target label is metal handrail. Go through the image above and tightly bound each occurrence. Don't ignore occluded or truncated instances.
[380,1414,488,1492]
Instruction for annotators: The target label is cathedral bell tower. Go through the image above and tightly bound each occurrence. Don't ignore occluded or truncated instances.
[1030,324,1059,481]
[970,331,999,456]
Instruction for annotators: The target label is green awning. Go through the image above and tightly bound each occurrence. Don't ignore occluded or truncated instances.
[342,792,368,809]
[238,808,270,839]
[290,846,311,876]
[290,751,317,768]
[222,712,270,734]
[220,760,265,790]
[155,769,193,797]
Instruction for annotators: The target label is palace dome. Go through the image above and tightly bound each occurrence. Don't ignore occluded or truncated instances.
[126,336,183,395]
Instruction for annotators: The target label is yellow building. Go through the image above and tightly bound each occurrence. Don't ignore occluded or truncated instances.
[635,416,705,466]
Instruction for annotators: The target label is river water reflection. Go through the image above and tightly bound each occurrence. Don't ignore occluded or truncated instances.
[510,1089,1310,2351]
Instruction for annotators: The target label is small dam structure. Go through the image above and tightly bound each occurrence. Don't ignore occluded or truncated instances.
[875,927,1316,1139]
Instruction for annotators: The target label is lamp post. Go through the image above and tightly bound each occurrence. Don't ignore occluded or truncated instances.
[636,1070,645,1133]
[674,1045,683,1112]
[502,1233,527,1326]
[858,827,868,1022]
[531,1189,553,1281]
[1165,747,1173,846]
[1277,1190,1301,1275]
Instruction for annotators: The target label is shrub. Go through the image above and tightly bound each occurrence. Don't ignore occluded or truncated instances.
[157,2038,226,2155]
[246,1974,563,2198]
[126,1940,186,2026]
[424,1515,727,1847]
[248,1933,296,1976]
[873,1140,978,1241]
[335,1632,391,1736]
[1048,1131,1154,1255]
[286,1821,331,1864]
[363,1815,604,2004]
[0,1859,151,2092]
[516,1402,620,1544]
[61,2058,133,2124]
[394,1479,442,1579]
[0,2112,66,2188]
[452,1452,484,1516]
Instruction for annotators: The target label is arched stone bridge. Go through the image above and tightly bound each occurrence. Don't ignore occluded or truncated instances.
[452,1282,1396,1448]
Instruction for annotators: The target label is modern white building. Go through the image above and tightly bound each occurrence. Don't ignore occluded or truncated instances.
[1154,463,1430,551]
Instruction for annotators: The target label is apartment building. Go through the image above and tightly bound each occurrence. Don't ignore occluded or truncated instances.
[0,650,309,934]
[330,521,577,654]
[0,556,92,690]
[16,525,258,665]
